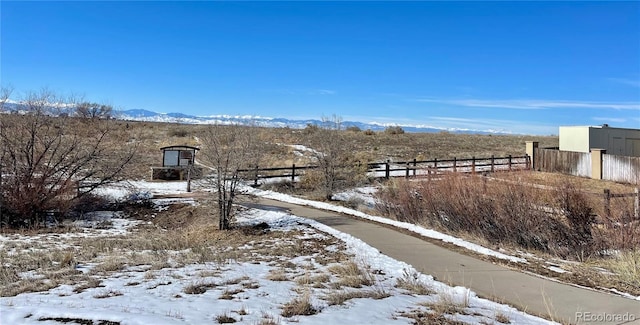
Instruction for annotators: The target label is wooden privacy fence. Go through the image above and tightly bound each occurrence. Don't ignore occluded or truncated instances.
[532,146,640,185]
[534,148,591,177]
[238,155,530,185]
[603,154,640,184]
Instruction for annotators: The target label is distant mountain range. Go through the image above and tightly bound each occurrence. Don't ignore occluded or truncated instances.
[117,109,510,135]
[1,101,510,134]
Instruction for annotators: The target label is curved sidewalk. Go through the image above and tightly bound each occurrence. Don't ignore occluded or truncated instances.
[247,197,640,325]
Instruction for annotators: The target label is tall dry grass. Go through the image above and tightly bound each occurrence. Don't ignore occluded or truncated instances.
[375,172,637,261]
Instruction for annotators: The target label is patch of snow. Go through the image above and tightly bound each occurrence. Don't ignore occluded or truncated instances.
[545,265,570,274]
[0,181,553,324]
[601,287,640,301]
[331,186,378,208]
[244,186,527,264]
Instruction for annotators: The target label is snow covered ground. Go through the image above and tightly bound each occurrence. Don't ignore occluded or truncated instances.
[0,180,555,324]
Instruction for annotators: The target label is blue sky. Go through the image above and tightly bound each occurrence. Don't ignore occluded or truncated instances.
[1,1,639,135]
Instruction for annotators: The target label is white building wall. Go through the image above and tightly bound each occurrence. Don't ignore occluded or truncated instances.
[559,126,591,153]
[560,126,640,157]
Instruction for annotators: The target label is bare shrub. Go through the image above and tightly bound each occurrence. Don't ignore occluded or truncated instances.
[608,250,640,288]
[495,312,511,324]
[215,313,237,323]
[301,115,369,200]
[399,310,467,325]
[600,196,640,251]
[384,125,405,135]
[281,291,318,317]
[0,90,135,228]
[328,261,373,288]
[169,128,189,137]
[75,102,113,119]
[199,124,262,230]
[73,278,103,293]
[375,174,604,260]
[422,290,470,316]
[324,288,389,305]
[395,269,434,295]
[258,313,281,325]
[266,268,289,282]
[219,288,243,300]
[554,183,597,260]
[2,279,60,297]
[92,257,127,274]
[183,281,217,294]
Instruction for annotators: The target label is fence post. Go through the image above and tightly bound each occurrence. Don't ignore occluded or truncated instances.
[604,189,611,219]
[405,163,410,178]
[385,160,390,179]
[186,165,192,192]
[413,158,417,176]
[254,165,259,186]
[591,149,606,180]
[472,156,476,174]
[434,158,438,174]
[453,157,457,173]
[508,155,512,171]
[525,141,538,170]
[491,155,495,173]
[291,164,296,183]
[635,188,639,220]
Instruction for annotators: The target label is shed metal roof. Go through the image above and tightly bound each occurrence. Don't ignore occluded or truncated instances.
[160,145,200,151]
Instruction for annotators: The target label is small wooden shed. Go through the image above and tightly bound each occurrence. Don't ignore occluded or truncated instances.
[152,145,202,180]
[161,145,199,167]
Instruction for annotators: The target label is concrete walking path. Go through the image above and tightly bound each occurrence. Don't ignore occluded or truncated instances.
[245,197,640,325]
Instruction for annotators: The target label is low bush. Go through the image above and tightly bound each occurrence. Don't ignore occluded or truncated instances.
[281,291,318,317]
[384,126,405,135]
[375,174,614,260]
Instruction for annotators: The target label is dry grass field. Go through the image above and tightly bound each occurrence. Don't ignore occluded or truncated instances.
[112,120,558,178]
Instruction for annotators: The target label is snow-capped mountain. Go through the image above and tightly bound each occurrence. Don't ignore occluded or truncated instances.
[0,101,510,134]
[117,109,510,134]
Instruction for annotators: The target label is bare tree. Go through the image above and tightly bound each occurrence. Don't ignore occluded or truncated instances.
[76,102,113,119]
[0,90,136,227]
[199,123,259,230]
[304,115,367,200]
[0,87,12,224]
[0,86,12,112]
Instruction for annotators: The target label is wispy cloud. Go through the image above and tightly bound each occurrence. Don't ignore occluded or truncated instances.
[309,89,336,95]
[607,78,640,88]
[414,98,640,110]
[425,116,556,134]
[357,115,557,135]
[592,117,627,123]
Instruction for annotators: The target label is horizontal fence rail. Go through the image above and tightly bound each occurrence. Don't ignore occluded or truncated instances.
[237,155,530,185]
[604,188,640,220]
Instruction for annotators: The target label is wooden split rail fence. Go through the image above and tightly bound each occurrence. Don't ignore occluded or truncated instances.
[604,188,640,220]
[238,155,530,186]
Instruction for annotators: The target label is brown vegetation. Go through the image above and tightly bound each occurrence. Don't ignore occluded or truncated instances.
[375,171,639,263]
